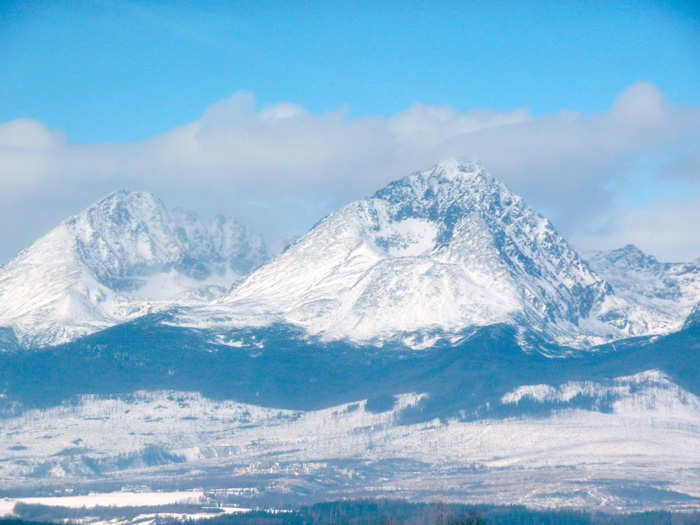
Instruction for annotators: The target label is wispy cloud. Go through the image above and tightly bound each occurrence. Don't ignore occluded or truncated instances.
[0,82,698,262]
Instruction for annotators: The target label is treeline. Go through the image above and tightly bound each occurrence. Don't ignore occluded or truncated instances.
[171,500,700,525]
[4,499,700,525]
[9,502,219,522]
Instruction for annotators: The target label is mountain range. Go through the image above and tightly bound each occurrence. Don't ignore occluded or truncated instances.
[1,160,698,351]
[0,160,699,511]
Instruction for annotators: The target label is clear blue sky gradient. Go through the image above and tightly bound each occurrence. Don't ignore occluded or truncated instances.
[1,0,699,143]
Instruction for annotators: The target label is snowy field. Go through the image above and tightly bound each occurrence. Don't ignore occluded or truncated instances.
[1,370,699,512]
[0,490,204,515]
[0,489,254,525]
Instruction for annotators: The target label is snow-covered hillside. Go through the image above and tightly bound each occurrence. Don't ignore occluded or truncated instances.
[0,191,267,348]
[1,370,698,510]
[177,160,690,348]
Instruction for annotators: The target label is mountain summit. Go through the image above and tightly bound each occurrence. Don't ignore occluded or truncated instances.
[0,190,267,347]
[182,161,620,347]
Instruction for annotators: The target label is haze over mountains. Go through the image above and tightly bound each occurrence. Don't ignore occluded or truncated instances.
[0,161,698,350]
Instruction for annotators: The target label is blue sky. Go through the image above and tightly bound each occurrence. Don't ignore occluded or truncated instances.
[2,1,698,142]
[0,1,699,262]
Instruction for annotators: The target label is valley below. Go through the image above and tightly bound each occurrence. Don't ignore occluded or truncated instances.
[2,326,699,513]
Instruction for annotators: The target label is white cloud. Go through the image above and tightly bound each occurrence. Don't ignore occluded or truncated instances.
[0,82,698,263]
[659,146,700,180]
[0,119,65,150]
[574,197,700,262]
[609,81,670,125]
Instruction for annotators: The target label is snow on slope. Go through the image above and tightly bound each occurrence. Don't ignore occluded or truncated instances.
[0,191,267,348]
[587,244,700,335]
[1,371,698,509]
[176,160,644,347]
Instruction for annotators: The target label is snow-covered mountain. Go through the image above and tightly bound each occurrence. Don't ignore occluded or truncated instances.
[0,191,267,348]
[174,160,644,348]
[3,163,698,351]
[587,244,700,336]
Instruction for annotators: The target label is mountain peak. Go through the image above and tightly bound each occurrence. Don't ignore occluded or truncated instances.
[619,244,647,256]
[91,189,162,212]
[602,244,659,270]
[372,159,515,220]
[430,158,485,178]
[376,159,491,195]
[0,190,268,347]
[206,162,614,348]
[64,190,169,245]
[100,188,155,200]
[368,159,530,254]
